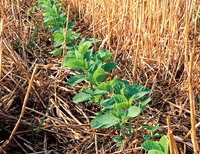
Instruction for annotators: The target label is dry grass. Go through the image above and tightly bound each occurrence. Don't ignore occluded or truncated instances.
[0,0,200,153]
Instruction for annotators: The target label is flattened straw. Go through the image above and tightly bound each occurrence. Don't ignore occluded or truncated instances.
[3,40,30,81]
[1,64,38,149]
[68,136,93,154]
[188,52,199,153]
[0,18,3,79]
[166,116,179,154]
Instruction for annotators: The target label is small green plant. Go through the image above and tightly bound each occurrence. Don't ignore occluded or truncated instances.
[37,0,80,56]
[64,43,152,145]
[37,0,152,147]
[31,101,51,149]
[142,135,169,154]
[142,124,163,140]
[30,25,38,49]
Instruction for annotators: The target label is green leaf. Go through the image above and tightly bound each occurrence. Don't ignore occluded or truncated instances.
[97,82,108,91]
[94,94,102,103]
[128,95,134,107]
[120,112,129,124]
[114,136,122,143]
[134,98,152,111]
[100,97,116,108]
[113,94,128,104]
[152,124,159,132]
[124,84,152,100]
[121,80,129,87]
[82,89,94,95]
[79,41,92,55]
[153,131,164,138]
[113,81,125,94]
[143,135,151,140]
[67,74,87,87]
[29,6,36,13]
[127,106,140,118]
[94,49,112,62]
[112,108,125,119]
[105,76,118,92]
[67,50,76,56]
[68,21,75,29]
[75,50,83,59]
[49,48,62,56]
[116,143,122,147]
[54,29,64,44]
[84,50,93,62]
[115,102,129,110]
[142,140,163,152]
[63,55,76,67]
[88,73,95,84]
[93,68,106,83]
[121,125,134,136]
[142,124,153,131]
[91,111,119,129]
[73,92,93,103]
[94,89,107,95]
[159,136,168,154]
[103,62,117,72]
[67,59,88,70]
[147,150,165,154]
[55,2,62,8]
[90,60,102,74]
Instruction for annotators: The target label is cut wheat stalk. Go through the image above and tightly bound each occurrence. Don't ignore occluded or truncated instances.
[188,52,199,153]
[166,116,179,154]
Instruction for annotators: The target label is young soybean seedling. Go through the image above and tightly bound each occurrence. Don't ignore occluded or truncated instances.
[142,124,163,140]
[142,135,169,154]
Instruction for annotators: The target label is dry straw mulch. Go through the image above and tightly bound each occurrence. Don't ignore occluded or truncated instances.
[0,0,200,153]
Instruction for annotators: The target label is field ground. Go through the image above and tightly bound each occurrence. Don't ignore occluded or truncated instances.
[0,0,200,153]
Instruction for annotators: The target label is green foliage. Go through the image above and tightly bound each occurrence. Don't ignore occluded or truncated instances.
[124,84,152,100]
[93,49,113,62]
[92,68,106,83]
[67,59,88,70]
[91,111,119,128]
[67,74,87,87]
[38,0,66,28]
[103,62,117,72]
[142,124,163,140]
[127,106,141,118]
[72,92,93,103]
[114,136,123,147]
[142,136,169,154]
[38,0,153,148]
[37,0,80,56]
